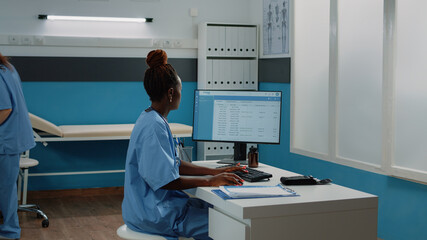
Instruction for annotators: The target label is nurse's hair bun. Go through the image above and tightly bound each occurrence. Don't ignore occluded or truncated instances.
[143,49,179,102]
[146,49,168,68]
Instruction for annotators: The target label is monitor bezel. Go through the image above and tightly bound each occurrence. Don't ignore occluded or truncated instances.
[192,89,282,145]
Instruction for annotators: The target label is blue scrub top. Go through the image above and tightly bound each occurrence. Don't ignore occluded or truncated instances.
[0,65,35,154]
[122,109,189,237]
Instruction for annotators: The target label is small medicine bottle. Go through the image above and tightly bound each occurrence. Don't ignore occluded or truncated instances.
[248,146,258,168]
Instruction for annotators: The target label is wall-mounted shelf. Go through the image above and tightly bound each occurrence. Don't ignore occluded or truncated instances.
[197,22,259,160]
[197,22,259,90]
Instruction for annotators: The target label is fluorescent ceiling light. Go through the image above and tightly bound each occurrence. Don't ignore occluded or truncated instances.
[38,14,153,23]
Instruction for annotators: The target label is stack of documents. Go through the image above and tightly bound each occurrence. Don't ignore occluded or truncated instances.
[213,184,298,200]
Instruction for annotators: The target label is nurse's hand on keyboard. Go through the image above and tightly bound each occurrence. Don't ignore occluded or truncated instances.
[208,172,245,186]
[214,162,249,175]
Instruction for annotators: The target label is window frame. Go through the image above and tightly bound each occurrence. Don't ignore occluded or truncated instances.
[290,0,427,184]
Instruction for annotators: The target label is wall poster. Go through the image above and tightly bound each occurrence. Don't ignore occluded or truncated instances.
[261,0,290,58]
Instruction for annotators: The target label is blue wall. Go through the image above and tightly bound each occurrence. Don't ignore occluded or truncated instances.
[22,81,197,190]
[23,81,427,240]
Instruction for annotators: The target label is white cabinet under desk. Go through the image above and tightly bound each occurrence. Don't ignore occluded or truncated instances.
[185,161,378,240]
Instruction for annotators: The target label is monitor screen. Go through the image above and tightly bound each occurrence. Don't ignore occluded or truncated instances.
[193,90,282,161]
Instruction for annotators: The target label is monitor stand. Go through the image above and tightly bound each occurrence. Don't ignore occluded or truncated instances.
[217,143,247,165]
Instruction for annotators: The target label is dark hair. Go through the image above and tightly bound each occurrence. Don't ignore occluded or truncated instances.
[0,52,12,70]
[143,49,179,102]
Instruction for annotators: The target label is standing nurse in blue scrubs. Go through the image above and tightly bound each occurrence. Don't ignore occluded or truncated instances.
[0,53,35,239]
[122,50,246,240]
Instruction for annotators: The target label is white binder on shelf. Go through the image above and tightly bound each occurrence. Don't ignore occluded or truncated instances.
[226,27,239,57]
[212,59,220,88]
[231,60,244,89]
[248,27,257,57]
[218,26,226,56]
[206,59,213,89]
[249,60,258,89]
[206,26,218,57]
[221,60,231,89]
[238,27,247,57]
[225,26,232,56]
[243,60,250,89]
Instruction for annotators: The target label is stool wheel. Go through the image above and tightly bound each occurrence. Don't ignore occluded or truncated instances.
[42,219,49,228]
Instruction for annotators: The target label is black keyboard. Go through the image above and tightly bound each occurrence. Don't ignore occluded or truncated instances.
[234,168,273,182]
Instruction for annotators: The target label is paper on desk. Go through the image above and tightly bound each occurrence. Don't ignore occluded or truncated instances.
[219,184,296,198]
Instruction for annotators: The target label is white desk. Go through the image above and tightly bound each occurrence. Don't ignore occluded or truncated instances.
[186,161,378,240]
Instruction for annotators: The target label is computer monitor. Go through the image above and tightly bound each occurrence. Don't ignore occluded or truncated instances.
[192,90,282,164]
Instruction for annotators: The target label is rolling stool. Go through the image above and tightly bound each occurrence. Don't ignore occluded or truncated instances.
[117,224,193,240]
[17,156,49,228]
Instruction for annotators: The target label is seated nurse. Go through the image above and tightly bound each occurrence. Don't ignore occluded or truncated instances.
[121,49,246,240]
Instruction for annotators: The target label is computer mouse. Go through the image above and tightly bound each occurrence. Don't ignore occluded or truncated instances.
[318,178,332,185]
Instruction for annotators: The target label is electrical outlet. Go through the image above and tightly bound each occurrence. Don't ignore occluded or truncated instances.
[153,39,163,48]
[163,40,172,48]
[33,36,44,45]
[21,36,33,45]
[174,40,183,48]
[8,35,20,44]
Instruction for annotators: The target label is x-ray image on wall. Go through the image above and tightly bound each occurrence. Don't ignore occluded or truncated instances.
[262,0,289,57]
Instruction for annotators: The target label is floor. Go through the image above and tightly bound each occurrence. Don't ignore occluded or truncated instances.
[18,187,124,240]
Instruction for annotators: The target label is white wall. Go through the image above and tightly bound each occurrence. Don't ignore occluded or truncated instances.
[0,0,260,58]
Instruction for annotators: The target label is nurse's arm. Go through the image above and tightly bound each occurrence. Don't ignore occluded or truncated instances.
[0,108,12,125]
[161,173,244,190]
[179,160,221,176]
[179,160,247,176]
